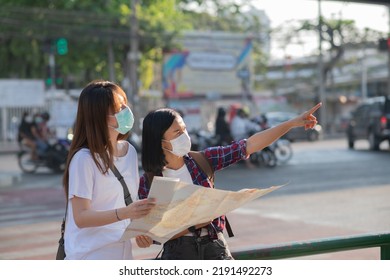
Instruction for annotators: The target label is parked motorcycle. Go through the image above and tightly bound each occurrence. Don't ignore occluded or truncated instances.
[189,130,219,151]
[243,126,277,168]
[248,116,293,166]
[249,145,277,168]
[273,139,293,164]
[17,138,70,173]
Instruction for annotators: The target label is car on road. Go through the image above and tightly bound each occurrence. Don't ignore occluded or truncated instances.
[260,111,322,142]
[346,96,390,150]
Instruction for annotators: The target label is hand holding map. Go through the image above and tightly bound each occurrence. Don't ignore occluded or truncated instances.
[121,176,282,244]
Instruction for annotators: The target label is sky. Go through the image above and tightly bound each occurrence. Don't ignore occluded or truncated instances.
[253,0,390,59]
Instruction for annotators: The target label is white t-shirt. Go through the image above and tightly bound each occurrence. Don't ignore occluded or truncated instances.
[64,141,139,260]
[230,116,260,140]
[162,163,208,236]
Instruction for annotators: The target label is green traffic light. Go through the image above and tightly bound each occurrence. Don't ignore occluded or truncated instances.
[56,38,68,55]
[56,77,64,85]
[45,78,53,86]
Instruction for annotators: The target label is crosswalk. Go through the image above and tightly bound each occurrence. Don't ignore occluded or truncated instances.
[0,187,65,260]
[0,186,161,260]
[0,221,61,259]
[0,184,380,260]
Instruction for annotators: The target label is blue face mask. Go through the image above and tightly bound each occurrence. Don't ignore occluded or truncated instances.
[108,105,134,134]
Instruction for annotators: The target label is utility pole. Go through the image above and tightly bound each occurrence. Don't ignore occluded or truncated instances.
[387,5,390,96]
[128,0,140,131]
[49,51,56,92]
[108,42,115,82]
[48,40,57,100]
[317,0,327,133]
[361,47,367,101]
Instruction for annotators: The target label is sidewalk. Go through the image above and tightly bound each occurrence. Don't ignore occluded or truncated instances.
[0,141,19,154]
[0,185,384,260]
[0,141,21,188]
[131,182,389,260]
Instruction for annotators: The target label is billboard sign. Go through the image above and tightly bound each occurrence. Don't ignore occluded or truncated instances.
[163,32,253,99]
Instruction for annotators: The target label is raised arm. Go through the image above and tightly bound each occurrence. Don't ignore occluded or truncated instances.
[246,103,321,156]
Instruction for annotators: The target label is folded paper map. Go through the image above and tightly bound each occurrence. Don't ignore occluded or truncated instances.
[121,176,282,243]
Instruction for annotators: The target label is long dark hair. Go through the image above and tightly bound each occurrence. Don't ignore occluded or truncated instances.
[142,108,181,174]
[63,80,129,197]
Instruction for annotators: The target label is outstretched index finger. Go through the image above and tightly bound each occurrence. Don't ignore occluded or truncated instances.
[307,102,322,115]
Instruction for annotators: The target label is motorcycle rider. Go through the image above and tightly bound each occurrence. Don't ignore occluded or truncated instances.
[215,107,232,146]
[230,107,261,141]
[230,107,261,168]
[33,113,49,157]
[18,112,40,161]
[18,112,68,173]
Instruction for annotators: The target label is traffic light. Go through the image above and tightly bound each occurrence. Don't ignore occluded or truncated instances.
[44,65,64,88]
[378,38,390,52]
[55,66,64,88]
[42,39,54,53]
[56,38,68,55]
[45,65,53,88]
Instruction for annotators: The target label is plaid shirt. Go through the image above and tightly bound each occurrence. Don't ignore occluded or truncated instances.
[138,139,248,239]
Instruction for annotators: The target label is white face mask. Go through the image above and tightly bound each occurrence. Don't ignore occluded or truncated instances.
[163,130,192,157]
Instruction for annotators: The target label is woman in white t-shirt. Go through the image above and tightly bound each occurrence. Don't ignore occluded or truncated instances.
[62,80,155,260]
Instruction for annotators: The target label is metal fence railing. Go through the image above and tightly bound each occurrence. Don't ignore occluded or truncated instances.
[232,232,390,260]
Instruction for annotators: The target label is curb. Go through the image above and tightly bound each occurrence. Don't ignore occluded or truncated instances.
[0,151,19,155]
[0,142,20,155]
[0,172,22,188]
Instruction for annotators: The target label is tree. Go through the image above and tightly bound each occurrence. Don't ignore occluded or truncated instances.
[0,0,268,91]
[0,0,187,89]
[272,16,385,82]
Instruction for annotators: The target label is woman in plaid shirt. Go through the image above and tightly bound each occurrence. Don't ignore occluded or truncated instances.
[136,103,321,260]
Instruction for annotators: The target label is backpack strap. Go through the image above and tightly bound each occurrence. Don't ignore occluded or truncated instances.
[224,216,234,237]
[188,151,214,183]
[110,164,133,206]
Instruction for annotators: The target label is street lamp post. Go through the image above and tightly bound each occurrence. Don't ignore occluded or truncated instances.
[361,48,368,101]
[49,51,56,92]
[387,5,390,96]
[317,0,327,133]
[128,0,141,132]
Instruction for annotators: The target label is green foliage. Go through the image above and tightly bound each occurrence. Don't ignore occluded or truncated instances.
[297,17,385,50]
[0,0,186,88]
[0,0,268,90]
[271,16,386,87]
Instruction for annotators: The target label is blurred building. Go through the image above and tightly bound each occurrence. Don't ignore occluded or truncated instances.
[157,8,271,133]
[161,30,257,133]
[254,45,389,133]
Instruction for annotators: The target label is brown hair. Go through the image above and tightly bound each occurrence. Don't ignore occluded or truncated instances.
[62,80,129,197]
